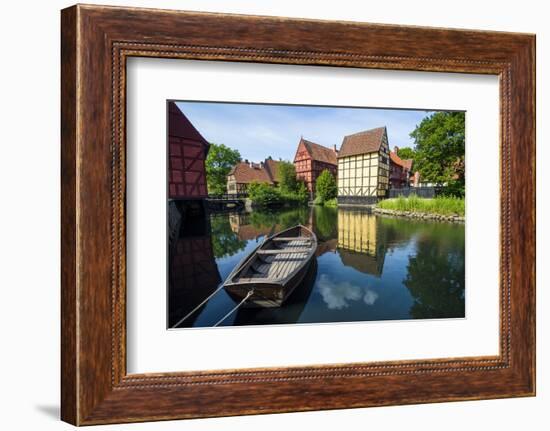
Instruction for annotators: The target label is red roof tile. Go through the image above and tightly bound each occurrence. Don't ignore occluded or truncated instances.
[390,150,413,170]
[338,127,386,158]
[300,138,338,165]
[264,158,281,182]
[228,159,282,184]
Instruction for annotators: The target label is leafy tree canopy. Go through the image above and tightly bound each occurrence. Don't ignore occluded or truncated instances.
[247,181,283,206]
[295,179,309,201]
[410,112,465,186]
[277,161,298,193]
[396,147,416,161]
[315,170,337,203]
[205,143,241,195]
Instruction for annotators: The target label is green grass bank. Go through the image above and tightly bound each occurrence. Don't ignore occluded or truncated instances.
[376,195,465,217]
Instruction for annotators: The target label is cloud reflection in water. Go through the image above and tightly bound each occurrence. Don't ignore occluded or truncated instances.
[317,274,379,310]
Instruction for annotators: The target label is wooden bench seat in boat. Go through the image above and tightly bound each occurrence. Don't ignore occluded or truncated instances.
[257,249,310,255]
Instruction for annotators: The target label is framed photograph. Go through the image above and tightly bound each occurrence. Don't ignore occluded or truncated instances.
[61,4,535,425]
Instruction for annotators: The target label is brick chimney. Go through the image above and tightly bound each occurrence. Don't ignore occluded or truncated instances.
[394,146,399,154]
[333,144,338,153]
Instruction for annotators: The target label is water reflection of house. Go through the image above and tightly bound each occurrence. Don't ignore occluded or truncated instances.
[228,213,278,241]
[316,238,337,257]
[169,222,221,328]
[337,209,386,277]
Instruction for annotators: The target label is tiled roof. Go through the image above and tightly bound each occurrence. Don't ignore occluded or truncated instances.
[300,139,338,165]
[389,151,413,171]
[228,159,282,184]
[338,127,386,158]
[264,158,281,183]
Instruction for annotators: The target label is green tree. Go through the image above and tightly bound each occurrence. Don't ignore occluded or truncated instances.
[295,179,309,202]
[315,170,337,203]
[410,112,465,187]
[396,147,416,161]
[247,182,283,206]
[278,161,298,193]
[205,143,241,195]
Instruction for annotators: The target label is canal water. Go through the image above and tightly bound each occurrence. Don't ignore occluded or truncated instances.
[168,206,465,328]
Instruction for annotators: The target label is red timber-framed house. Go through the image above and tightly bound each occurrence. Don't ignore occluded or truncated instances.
[226,158,281,194]
[168,102,210,218]
[293,138,338,197]
[389,146,414,188]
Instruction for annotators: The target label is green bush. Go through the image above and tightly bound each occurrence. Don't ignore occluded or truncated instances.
[248,181,308,207]
[377,195,465,216]
[441,180,465,198]
[247,182,283,206]
[295,180,310,203]
[323,198,338,207]
[315,170,337,202]
[278,161,298,193]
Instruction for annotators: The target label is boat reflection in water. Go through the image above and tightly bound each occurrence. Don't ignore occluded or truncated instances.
[232,258,318,326]
[168,205,465,328]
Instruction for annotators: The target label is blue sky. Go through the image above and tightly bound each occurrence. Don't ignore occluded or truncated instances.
[175,101,435,162]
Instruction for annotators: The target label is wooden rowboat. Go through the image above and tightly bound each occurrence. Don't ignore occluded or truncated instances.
[223,225,318,308]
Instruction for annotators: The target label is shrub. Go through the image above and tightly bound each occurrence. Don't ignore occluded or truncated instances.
[323,198,338,207]
[315,170,337,202]
[441,180,465,198]
[247,182,283,206]
[278,161,298,193]
[295,180,310,202]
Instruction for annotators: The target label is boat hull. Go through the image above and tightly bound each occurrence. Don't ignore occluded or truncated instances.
[225,258,313,308]
[223,224,317,308]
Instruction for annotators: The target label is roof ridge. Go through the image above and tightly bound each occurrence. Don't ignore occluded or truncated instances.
[338,126,386,158]
[344,126,386,138]
[299,138,338,164]
[306,140,333,152]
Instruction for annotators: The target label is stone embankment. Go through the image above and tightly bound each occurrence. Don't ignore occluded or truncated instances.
[373,207,465,223]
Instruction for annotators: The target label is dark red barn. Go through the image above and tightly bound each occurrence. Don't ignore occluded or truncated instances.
[168,102,210,199]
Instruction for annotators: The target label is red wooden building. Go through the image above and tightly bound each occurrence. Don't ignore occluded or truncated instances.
[293,138,338,196]
[389,146,414,188]
[168,102,210,199]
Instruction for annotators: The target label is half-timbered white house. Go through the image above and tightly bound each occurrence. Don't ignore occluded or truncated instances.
[337,126,390,205]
